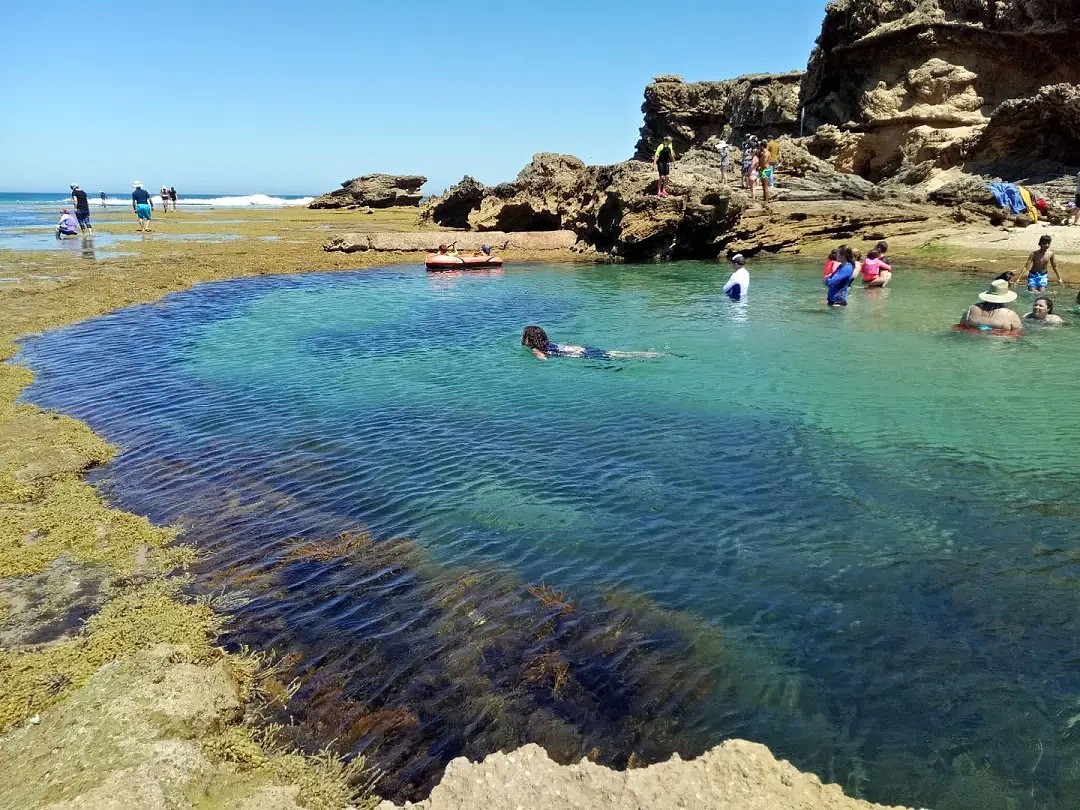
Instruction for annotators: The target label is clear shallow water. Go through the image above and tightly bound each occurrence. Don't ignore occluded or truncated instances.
[17,261,1080,808]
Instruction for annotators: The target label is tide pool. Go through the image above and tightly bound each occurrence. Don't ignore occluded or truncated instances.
[17,260,1080,808]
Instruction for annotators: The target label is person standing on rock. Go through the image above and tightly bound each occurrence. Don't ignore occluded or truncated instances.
[132,181,154,232]
[766,139,781,188]
[741,138,756,190]
[757,144,771,203]
[716,139,732,184]
[653,136,675,197]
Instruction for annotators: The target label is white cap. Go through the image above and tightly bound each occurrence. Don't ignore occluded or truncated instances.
[133,180,143,187]
[730,253,745,264]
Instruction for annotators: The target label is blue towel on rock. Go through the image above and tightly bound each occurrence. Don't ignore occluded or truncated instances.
[988,182,1027,215]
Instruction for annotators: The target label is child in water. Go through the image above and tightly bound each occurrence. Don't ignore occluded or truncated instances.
[521,326,660,361]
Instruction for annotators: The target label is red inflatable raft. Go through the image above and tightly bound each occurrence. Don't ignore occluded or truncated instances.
[425,254,504,271]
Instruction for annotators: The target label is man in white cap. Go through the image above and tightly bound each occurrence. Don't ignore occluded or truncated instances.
[715,138,731,184]
[131,181,154,232]
[960,278,1022,332]
[723,254,750,300]
[69,185,92,235]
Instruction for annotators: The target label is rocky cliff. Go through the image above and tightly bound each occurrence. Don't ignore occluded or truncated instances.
[633,72,803,160]
[800,0,1080,180]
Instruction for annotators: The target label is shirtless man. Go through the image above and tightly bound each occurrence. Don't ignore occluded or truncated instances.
[1021,235,1062,291]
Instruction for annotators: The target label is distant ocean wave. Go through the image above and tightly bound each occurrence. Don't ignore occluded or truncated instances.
[0,192,313,208]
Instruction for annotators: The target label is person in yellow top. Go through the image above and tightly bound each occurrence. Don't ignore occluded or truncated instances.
[766,139,781,189]
[653,136,675,197]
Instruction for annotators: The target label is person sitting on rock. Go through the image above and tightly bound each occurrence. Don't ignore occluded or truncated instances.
[959,279,1023,333]
[1024,296,1064,325]
[1021,235,1062,292]
[653,136,675,197]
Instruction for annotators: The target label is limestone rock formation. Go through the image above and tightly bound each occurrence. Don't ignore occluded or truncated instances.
[418,176,487,229]
[634,72,803,160]
[309,173,427,209]
[799,0,1080,180]
[375,741,912,810]
[966,82,1080,177]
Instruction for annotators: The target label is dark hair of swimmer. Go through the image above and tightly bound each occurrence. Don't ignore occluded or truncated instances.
[1034,296,1054,314]
[867,250,880,260]
[996,271,1015,282]
[1039,235,1052,246]
[838,245,855,265]
[522,325,550,352]
[828,248,838,261]
[875,240,888,254]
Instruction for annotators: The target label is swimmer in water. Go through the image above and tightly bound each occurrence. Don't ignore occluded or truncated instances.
[521,326,660,361]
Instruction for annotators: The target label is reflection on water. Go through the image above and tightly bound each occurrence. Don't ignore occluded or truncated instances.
[17,262,1080,808]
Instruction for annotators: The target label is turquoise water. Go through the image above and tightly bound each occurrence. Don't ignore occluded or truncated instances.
[18,261,1080,807]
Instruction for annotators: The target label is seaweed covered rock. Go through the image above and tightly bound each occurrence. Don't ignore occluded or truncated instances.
[309,173,427,209]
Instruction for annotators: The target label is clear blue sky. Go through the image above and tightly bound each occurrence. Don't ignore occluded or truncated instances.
[1,1,826,196]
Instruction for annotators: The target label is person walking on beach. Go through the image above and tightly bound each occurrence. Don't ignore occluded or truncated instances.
[169,186,178,211]
[70,184,92,235]
[99,190,107,208]
[654,136,675,197]
[1021,235,1062,291]
[132,181,154,232]
[160,186,171,213]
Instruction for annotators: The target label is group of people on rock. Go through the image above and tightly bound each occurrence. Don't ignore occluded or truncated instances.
[651,134,781,201]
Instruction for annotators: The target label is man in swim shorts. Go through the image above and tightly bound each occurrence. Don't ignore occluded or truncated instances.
[131,181,154,232]
[1021,235,1061,291]
[653,136,675,197]
[757,143,771,203]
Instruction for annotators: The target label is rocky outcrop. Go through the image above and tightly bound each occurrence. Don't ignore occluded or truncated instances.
[323,230,580,253]
[309,174,427,209]
[634,73,803,160]
[375,741,912,810]
[418,176,487,229]
[965,82,1080,177]
[799,0,1080,180]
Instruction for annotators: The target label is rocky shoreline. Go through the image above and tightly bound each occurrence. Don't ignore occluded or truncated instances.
[3,0,1079,808]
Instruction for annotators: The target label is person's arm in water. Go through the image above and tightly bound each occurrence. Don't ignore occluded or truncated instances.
[1049,251,1063,285]
[529,347,547,361]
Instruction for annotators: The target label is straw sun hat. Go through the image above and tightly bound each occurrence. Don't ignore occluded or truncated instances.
[978,279,1017,304]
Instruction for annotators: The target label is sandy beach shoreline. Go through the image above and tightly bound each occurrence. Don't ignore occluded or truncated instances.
[0,205,1064,809]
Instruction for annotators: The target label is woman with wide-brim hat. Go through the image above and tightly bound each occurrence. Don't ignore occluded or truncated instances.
[960,279,1023,333]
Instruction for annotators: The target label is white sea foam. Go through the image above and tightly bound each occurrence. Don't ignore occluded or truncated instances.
[158,194,315,208]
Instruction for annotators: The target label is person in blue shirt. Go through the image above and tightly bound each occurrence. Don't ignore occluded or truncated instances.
[824,245,856,307]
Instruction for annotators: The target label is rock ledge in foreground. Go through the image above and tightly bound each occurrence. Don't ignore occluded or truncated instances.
[324,230,580,253]
[377,741,916,810]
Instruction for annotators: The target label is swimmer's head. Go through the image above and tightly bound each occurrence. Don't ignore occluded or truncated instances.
[996,271,1015,282]
[875,240,888,254]
[438,244,448,253]
[867,250,880,260]
[522,325,549,351]
[1033,296,1054,318]
[1039,235,1052,247]
[729,253,745,266]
